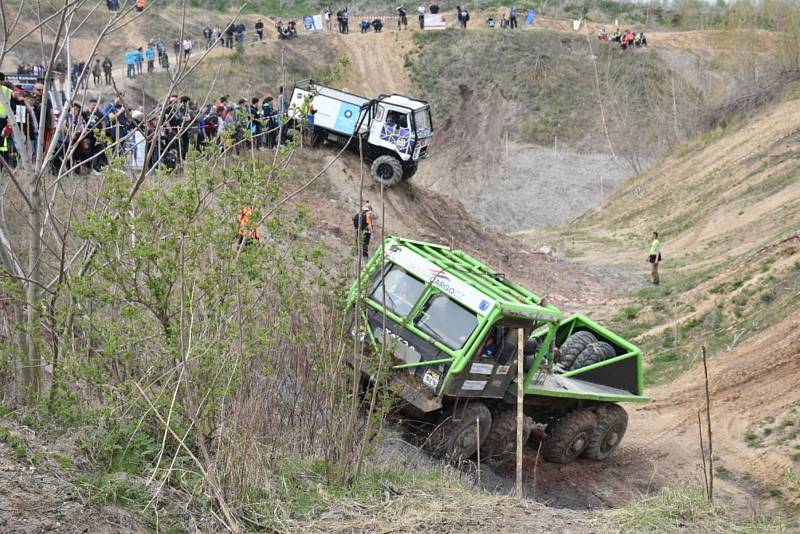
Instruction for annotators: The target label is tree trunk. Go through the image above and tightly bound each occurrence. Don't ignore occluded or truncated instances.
[23,174,44,401]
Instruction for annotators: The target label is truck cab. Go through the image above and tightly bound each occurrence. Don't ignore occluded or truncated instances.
[368,95,433,179]
[350,237,648,464]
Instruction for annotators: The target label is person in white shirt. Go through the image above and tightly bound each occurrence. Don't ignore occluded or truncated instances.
[418,5,425,29]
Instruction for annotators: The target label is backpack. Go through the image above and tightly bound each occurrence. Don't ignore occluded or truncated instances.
[353,211,368,230]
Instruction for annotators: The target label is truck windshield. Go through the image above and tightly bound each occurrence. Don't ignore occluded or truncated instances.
[414,109,432,132]
[415,294,477,350]
[371,266,425,318]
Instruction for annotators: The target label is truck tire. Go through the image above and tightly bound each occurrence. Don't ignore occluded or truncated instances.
[558,331,597,370]
[542,409,597,464]
[482,407,533,465]
[571,341,616,371]
[583,404,628,461]
[523,337,540,372]
[426,402,491,461]
[403,162,418,180]
[371,155,403,187]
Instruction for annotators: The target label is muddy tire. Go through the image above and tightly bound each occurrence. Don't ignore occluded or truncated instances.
[426,402,492,461]
[482,407,532,465]
[583,404,628,461]
[371,155,403,187]
[542,409,597,464]
[558,331,597,370]
[571,341,616,371]
[403,162,418,180]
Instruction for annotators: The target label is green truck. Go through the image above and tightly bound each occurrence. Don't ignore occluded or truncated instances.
[349,237,648,464]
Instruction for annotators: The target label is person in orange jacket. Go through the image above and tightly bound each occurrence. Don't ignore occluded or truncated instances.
[237,207,260,247]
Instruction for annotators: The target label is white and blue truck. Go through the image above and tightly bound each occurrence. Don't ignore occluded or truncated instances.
[289,80,433,186]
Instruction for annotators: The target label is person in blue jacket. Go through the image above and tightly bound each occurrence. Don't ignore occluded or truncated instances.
[146,45,156,73]
[135,47,144,75]
[124,50,136,79]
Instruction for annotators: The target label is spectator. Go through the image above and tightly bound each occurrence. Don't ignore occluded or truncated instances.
[225,24,234,48]
[135,47,144,75]
[183,38,193,60]
[135,0,145,12]
[173,39,181,58]
[418,4,425,29]
[146,44,156,73]
[429,3,439,13]
[372,18,383,32]
[203,26,213,49]
[510,5,518,29]
[92,59,102,86]
[342,7,350,33]
[102,57,113,84]
[324,7,332,31]
[397,5,408,30]
[235,23,245,46]
[212,26,221,47]
[124,49,136,79]
[255,19,264,41]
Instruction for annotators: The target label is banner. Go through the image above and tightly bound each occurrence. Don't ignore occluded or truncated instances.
[526,8,535,25]
[424,14,446,30]
[303,15,323,32]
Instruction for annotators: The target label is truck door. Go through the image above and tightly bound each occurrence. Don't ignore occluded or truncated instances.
[369,104,413,160]
[444,326,522,398]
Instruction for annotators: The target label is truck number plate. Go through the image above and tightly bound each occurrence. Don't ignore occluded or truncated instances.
[422,369,441,388]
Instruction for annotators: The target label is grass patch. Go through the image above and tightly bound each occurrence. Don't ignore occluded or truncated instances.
[74,473,150,507]
[0,426,39,465]
[600,485,783,533]
[745,430,764,448]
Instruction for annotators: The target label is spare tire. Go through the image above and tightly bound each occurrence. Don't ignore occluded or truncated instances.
[371,155,403,187]
[523,337,540,372]
[571,341,616,371]
[558,331,597,370]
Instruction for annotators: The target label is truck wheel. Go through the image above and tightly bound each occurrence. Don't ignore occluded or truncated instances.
[482,407,532,465]
[371,155,403,187]
[583,404,628,461]
[571,341,616,371]
[558,331,597,370]
[403,162,418,180]
[426,402,491,461]
[542,409,597,464]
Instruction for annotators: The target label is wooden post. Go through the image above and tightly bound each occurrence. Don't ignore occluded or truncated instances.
[476,417,481,487]
[697,409,709,498]
[702,346,714,503]
[516,328,525,499]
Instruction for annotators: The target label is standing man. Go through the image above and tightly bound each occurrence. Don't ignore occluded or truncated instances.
[102,56,113,85]
[183,38,193,60]
[92,59,102,86]
[203,26,213,49]
[648,232,661,285]
[255,19,264,41]
[124,50,136,79]
[146,44,156,73]
[418,4,425,29]
[353,201,375,259]
[510,5,518,29]
[135,47,144,75]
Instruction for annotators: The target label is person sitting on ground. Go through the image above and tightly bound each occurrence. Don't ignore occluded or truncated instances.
[611,28,621,42]
[360,20,371,32]
[429,2,439,13]
[637,32,648,47]
[620,29,630,50]
[486,15,496,27]
[500,15,509,28]
[372,18,383,32]
[597,28,609,41]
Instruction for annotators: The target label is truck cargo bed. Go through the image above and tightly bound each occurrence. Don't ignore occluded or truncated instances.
[526,372,649,403]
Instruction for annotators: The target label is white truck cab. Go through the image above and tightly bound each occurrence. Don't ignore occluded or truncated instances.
[289,80,433,186]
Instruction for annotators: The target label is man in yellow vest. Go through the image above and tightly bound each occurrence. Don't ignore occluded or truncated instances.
[0,73,13,163]
[647,231,661,285]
